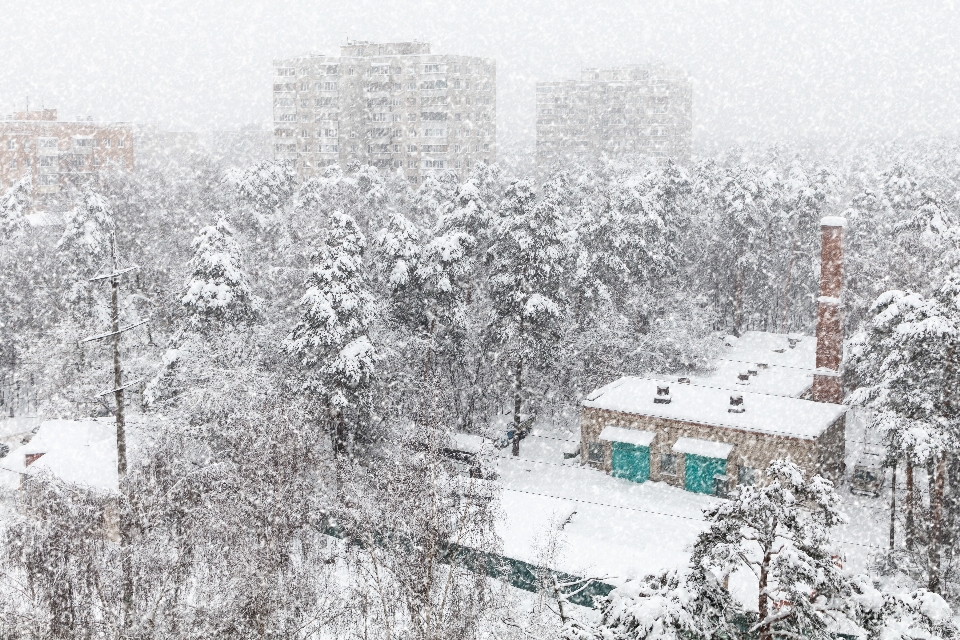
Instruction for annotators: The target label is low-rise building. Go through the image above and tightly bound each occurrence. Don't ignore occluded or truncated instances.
[580,218,848,495]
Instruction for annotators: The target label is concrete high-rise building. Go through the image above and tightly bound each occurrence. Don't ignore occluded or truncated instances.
[535,64,692,170]
[273,41,496,184]
[0,109,134,199]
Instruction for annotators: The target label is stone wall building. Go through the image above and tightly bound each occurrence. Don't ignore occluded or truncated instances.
[272,40,496,185]
[580,217,847,495]
[535,64,692,171]
[0,109,134,201]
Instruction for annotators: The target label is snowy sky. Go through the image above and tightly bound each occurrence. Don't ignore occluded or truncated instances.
[2,0,959,150]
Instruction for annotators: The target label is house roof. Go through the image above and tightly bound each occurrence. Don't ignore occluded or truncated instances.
[0,420,119,493]
[691,331,819,398]
[583,376,846,440]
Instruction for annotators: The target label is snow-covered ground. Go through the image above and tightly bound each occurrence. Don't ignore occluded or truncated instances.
[493,426,891,594]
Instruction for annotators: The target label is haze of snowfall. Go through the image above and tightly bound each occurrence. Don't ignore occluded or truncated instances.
[1,116,960,638]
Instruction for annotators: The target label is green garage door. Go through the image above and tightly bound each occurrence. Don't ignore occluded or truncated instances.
[611,441,650,483]
[684,454,727,494]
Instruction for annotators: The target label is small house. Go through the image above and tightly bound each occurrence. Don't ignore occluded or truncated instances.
[580,217,849,495]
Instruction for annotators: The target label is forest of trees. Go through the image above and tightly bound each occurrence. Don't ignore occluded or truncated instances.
[1,142,959,638]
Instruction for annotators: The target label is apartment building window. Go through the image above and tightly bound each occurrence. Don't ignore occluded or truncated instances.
[315,97,338,107]
[372,113,388,122]
[38,174,58,186]
[7,159,15,169]
[483,143,490,152]
[392,114,402,122]
[104,138,112,148]
[421,112,446,121]
[394,145,401,152]
[301,144,313,153]
[423,64,440,73]
[300,129,310,138]
[455,160,462,168]
[348,67,354,75]
[424,159,445,168]
[322,82,338,91]
[407,145,417,152]
[408,175,418,183]
[93,156,101,166]
[299,82,310,91]
[407,129,417,137]
[393,129,402,137]
[454,144,461,153]
[652,97,669,114]
[277,114,296,122]
[275,97,294,107]
[423,128,446,137]
[300,99,311,108]
[464,81,470,90]
[39,156,57,167]
[277,67,295,76]
[300,114,311,122]
[38,137,57,148]
[322,144,339,153]
[118,139,125,148]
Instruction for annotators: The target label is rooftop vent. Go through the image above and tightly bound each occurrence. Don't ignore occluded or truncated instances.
[728,394,745,413]
[747,367,758,376]
[787,336,802,349]
[736,371,750,385]
[654,384,671,404]
[677,377,691,384]
[757,362,769,370]
[773,348,786,354]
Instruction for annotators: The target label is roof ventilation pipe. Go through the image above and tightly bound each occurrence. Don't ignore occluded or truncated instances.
[728,394,745,413]
[654,384,672,404]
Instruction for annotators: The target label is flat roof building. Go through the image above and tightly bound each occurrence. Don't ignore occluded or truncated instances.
[535,64,692,171]
[580,218,848,496]
[273,40,497,185]
[0,109,134,200]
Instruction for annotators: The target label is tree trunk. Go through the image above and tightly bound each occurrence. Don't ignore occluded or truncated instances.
[110,245,134,633]
[927,452,946,593]
[511,356,522,457]
[906,461,915,550]
[889,463,897,554]
[780,236,798,333]
[733,265,744,338]
[757,544,772,640]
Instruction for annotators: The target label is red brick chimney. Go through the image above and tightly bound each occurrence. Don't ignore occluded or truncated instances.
[812,217,845,403]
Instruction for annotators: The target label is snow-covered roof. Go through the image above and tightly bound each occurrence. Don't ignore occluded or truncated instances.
[691,331,821,398]
[452,432,486,454]
[672,436,734,459]
[599,426,656,447]
[0,416,41,440]
[0,420,119,493]
[583,376,846,440]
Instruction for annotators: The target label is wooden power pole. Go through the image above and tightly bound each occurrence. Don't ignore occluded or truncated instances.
[82,233,145,633]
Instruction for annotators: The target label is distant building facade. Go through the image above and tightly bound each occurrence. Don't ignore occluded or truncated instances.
[535,65,692,170]
[0,109,134,199]
[272,40,497,184]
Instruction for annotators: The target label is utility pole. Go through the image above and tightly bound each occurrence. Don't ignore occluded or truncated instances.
[82,232,145,634]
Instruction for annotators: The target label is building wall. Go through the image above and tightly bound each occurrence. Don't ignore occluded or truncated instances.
[535,64,692,171]
[273,41,496,184]
[0,110,134,198]
[580,406,845,489]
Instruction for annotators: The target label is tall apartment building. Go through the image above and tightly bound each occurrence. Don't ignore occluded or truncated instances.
[535,65,692,170]
[0,109,134,199]
[273,41,496,184]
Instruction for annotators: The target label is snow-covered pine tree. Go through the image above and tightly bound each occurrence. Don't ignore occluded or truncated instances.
[489,177,574,455]
[0,175,31,241]
[230,159,297,218]
[285,211,376,454]
[58,187,115,274]
[690,459,849,640]
[846,274,960,593]
[711,165,772,336]
[580,571,701,640]
[181,216,254,326]
[848,576,959,640]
